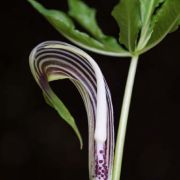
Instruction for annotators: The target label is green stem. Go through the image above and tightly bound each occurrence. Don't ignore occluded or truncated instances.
[112,56,139,180]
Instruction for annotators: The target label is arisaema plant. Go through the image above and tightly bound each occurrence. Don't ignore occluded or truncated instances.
[28,0,180,180]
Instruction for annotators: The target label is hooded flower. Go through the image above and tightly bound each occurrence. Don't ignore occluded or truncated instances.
[29,41,114,180]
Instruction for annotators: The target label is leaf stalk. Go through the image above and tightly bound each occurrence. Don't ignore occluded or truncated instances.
[112,56,139,180]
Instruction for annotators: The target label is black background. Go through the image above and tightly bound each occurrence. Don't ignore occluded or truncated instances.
[1,0,180,180]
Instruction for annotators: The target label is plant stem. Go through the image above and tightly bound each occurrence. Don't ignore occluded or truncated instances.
[112,56,139,180]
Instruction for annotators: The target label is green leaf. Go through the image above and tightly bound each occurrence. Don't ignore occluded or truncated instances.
[140,0,164,25]
[46,89,83,149]
[137,0,165,50]
[143,0,180,53]
[43,92,54,108]
[169,17,180,33]
[41,87,83,149]
[41,78,83,147]
[112,0,141,52]
[68,0,122,51]
[28,0,130,57]
[68,0,105,39]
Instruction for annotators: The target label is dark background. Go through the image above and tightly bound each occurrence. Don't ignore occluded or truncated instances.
[1,0,180,180]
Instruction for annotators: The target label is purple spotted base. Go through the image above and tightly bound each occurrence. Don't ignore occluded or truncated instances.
[95,143,108,180]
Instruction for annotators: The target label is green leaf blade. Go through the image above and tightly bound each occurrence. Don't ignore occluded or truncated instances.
[140,0,164,25]
[68,0,124,52]
[137,0,165,50]
[112,0,141,52]
[32,79,83,148]
[68,0,104,39]
[28,0,130,57]
[143,0,180,52]
[45,90,83,149]
[170,17,180,32]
